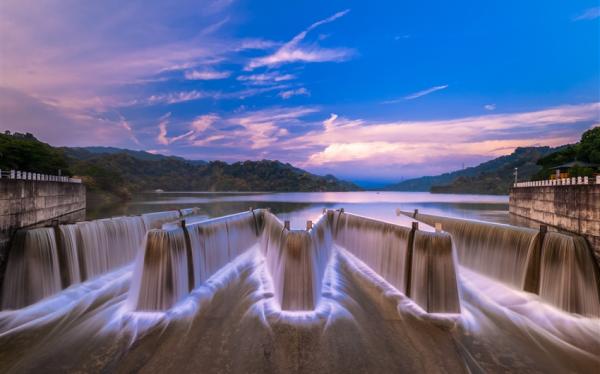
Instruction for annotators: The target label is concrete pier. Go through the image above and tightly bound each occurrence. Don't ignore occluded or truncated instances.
[509,184,600,265]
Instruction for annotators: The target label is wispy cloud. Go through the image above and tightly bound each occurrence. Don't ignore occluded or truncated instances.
[404,85,449,100]
[157,113,195,145]
[184,69,231,80]
[237,72,296,85]
[148,90,210,105]
[382,85,449,103]
[279,87,310,99]
[246,9,353,70]
[573,7,600,21]
[484,104,496,111]
[117,113,141,145]
[236,38,281,51]
[191,114,219,133]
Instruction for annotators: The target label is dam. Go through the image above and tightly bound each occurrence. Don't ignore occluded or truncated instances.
[510,177,600,266]
[0,173,86,302]
[0,203,598,373]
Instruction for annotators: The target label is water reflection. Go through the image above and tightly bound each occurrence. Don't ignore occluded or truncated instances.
[87,191,509,229]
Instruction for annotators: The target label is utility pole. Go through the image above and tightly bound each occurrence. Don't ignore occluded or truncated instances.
[514,167,518,184]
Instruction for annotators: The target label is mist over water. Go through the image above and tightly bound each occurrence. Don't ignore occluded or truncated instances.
[1,192,598,373]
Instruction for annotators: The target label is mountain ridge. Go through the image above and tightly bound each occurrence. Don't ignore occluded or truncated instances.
[383,146,560,194]
[0,133,361,200]
[384,126,599,195]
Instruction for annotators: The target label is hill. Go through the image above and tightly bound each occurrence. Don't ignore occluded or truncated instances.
[0,132,70,174]
[62,146,207,165]
[0,132,360,200]
[384,146,559,194]
[70,154,360,198]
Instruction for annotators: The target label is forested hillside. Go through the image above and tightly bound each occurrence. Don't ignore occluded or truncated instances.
[0,132,360,200]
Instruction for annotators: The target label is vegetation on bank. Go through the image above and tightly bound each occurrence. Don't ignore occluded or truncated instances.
[0,132,360,201]
[0,132,71,175]
[534,127,600,179]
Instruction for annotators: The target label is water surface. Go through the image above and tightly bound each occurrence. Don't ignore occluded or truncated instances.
[88,191,509,229]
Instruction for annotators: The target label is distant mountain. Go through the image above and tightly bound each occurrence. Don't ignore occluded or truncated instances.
[384,146,560,194]
[0,132,360,200]
[63,146,206,165]
[69,154,360,199]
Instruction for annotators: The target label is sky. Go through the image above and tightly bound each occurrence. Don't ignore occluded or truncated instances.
[0,0,599,185]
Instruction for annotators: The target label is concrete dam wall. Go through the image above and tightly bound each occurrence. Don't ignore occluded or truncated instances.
[509,184,600,265]
[0,179,86,292]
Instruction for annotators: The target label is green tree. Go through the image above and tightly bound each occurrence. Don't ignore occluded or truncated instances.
[577,127,600,164]
[0,133,71,175]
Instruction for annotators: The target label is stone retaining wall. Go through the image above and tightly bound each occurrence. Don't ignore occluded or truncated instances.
[509,185,600,264]
[0,180,86,289]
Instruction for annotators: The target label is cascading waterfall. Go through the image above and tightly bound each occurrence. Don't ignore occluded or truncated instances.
[1,228,62,309]
[131,211,262,310]
[1,211,179,310]
[308,212,333,307]
[187,211,260,285]
[57,224,82,287]
[71,216,146,280]
[538,232,600,317]
[333,212,411,293]
[130,209,462,314]
[405,211,600,317]
[132,228,190,311]
[410,231,460,313]
[275,230,316,310]
[332,211,461,313]
[413,213,539,288]
[260,212,332,311]
[2,208,599,373]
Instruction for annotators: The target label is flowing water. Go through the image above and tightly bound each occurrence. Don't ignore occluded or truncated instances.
[410,212,600,318]
[0,192,599,373]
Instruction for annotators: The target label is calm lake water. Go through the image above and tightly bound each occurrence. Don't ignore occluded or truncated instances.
[87,191,509,229]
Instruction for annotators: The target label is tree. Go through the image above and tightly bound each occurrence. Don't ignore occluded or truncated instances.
[578,127,600,164]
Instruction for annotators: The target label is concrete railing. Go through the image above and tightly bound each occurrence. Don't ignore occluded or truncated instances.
[0,169,81,183]
[514,175,600,188]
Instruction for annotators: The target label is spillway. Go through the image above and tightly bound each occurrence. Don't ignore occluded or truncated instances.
[1,208,198,309]
[404,211,600,317]
[129,209,460,314]
[332,211,460,313]
[1,208,598,373]
[1,228,62,310]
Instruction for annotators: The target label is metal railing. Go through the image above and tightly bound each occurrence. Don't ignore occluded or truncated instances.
[514,175,600,188]
[0,169,82,183]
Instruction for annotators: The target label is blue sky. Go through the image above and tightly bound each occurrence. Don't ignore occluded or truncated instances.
[1,0,598,184]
